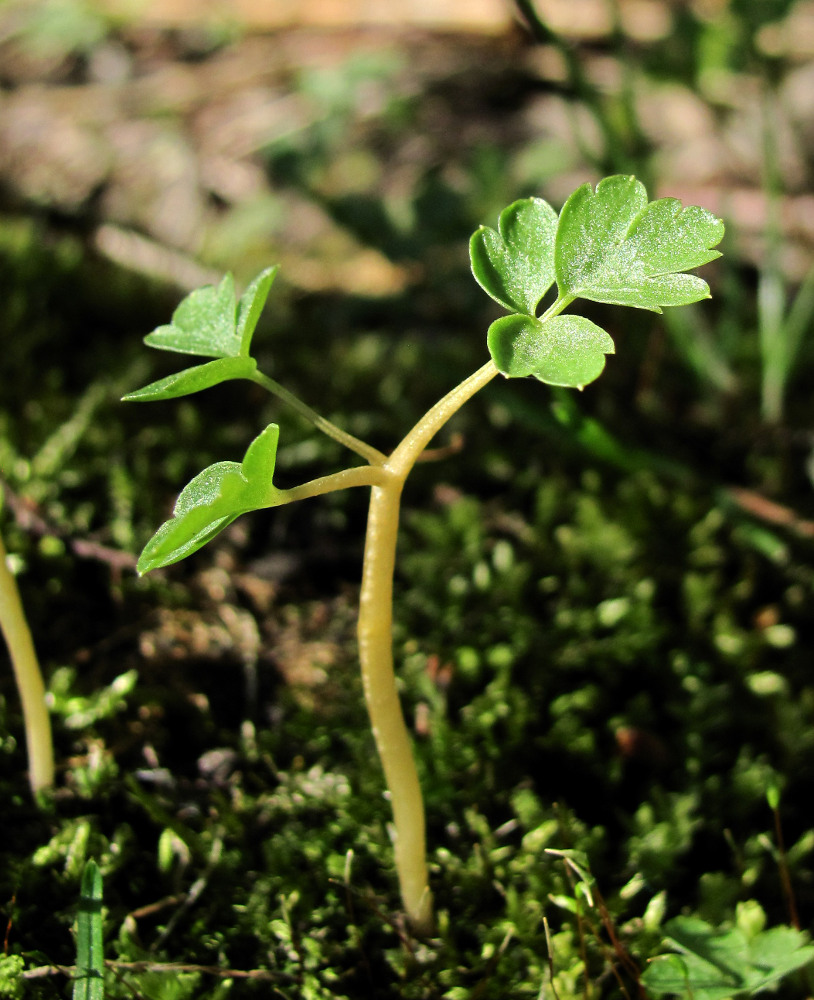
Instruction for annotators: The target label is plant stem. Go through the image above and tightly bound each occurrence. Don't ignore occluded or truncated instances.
[388,360,500,475]
[359,480,431,931]
[251,371,387,465]
[0,531,54,795]
[282,464,393,504]
[539,294,574,325]
[357,359,499,933]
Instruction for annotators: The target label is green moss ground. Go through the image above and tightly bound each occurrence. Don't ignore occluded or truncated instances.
[3,5,814,996]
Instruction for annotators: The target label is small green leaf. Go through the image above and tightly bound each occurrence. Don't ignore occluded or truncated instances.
[749,925,814,988]
[144,273,240,358]
[240,419,281,481]
[122,356,257,402]
[74,860,104,1000]
[555,175,725,312]
[642,915,814,1000]
[470,197,558,315]
[237,265,278,356]
[137,424,287,574]
[487,313,614,388]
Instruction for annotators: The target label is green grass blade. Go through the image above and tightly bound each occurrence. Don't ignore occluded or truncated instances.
[762,258,814,423]
[74,860,104,1000]
[782,260,814,367]
[661,304,738,395]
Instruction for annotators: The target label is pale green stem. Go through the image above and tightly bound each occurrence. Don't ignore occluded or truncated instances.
[281,464,393,504]
[539,293,575,324]
[359,480,431,930]
[251,371,387,465]
[388,360,500,475]
[357,359,499,933]
[0,532,54,795]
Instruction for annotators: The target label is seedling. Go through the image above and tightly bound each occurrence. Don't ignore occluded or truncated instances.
[125,175,724,933]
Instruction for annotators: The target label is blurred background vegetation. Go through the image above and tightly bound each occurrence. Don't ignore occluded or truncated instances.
[2,0,814,997]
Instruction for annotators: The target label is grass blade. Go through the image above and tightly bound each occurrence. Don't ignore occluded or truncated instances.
[74,860,104,1000]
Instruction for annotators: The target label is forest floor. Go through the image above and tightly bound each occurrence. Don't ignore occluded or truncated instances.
[2,2,814,998]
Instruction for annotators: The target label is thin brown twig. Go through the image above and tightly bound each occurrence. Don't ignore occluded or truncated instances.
[23,960,297,983]
[578,910,634,1000]
[415,432,465,463]
[591,884,645,998]
[125,896,184,921]
[725,486,814,539]
[3,893,15,955]
[771,802,801,930]
[0,477,136,571]
[548,850,645,1000]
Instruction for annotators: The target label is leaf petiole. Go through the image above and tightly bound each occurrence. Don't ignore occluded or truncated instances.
[281,464,394,503]
[539,293,575,323]
[250,370,387,465]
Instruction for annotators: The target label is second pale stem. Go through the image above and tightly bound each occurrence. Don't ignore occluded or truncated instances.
[0,532,54,795]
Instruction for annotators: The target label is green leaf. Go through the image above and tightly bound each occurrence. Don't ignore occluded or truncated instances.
[642,916,814,999]
[749,925,814,988]
[470,197,558,315]
[555,175,725,312]
[144,272,240,358]
[237,265,278,356]
[122,356,257,402]
[137,424,287,574]
[487,313,614,388]
[73,860,104,1000]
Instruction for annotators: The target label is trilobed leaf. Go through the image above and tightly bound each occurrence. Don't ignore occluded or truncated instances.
[555,175,725,312]
[143,265,278,359]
